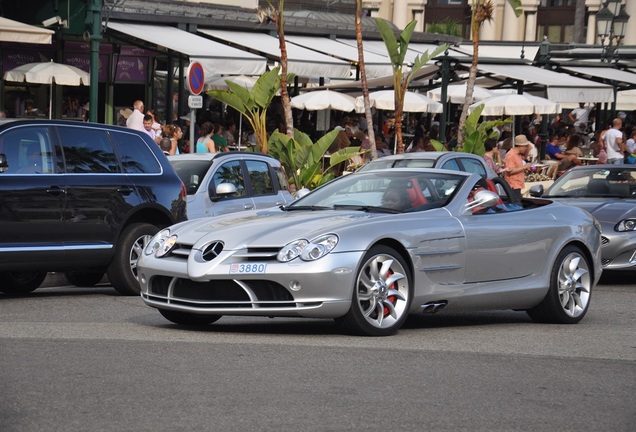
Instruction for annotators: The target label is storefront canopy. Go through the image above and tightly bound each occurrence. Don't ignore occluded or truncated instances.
[560,66,636,88]
[477,64,614,103]
[106,22,267,76]
[285,35,393,78]
[198,29,352,79]
[0,17,54,44]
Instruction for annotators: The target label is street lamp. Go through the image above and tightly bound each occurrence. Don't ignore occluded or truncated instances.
[597,0,630,63]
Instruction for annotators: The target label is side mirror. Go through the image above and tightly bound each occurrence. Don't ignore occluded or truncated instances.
[465,189,500,213]
[528,184,544,197]
[210,182,237,202]
[0,153,8,173]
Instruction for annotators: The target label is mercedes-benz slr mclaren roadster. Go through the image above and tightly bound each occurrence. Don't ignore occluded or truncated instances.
[138,168,602,336]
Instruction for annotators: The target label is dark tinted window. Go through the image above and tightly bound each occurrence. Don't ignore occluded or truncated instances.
[110,131,161,174]
[57,126,119,173]
[460,158,487,177]
[0,127,56,174]
[440,159,461,171]
[213,161,246,197]
[170,159,210,195]
[246,160,275,196]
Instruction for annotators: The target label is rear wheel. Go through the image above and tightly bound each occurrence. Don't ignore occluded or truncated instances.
[337,245,412,336]
[158,309,222,326]
[527,245,592,324]
[108,223,159,296]
[0,272,47,295]
[64,271,105,287]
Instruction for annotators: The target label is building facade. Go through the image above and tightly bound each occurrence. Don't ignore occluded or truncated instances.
[361,0,635,45]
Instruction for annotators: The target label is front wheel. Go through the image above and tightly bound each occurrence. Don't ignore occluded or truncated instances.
[108,223,159,296]
[337,245,412,336]
[527,245,592,324]
[64,271,105,287]
[158,309,222,326]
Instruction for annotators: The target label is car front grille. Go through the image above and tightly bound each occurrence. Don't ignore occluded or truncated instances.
[145,275,296,308]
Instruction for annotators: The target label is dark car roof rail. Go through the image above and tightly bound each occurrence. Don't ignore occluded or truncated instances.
[212,151,277,161]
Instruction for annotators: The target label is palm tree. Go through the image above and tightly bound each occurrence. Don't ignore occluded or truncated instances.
[257,1,294,138]
[355,0,377,159]
[457,0,521,147]
[376,19,446,154]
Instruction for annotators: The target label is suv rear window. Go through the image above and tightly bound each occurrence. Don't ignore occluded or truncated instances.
[109,131,162,174]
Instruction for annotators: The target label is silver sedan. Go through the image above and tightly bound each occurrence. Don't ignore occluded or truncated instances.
[138,168,602,336]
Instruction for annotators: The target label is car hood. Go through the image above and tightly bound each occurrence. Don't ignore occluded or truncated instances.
[550,198,635,223]
[172,208,390,249]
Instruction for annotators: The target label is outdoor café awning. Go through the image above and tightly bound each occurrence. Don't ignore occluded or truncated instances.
[285,35,393,78]
[559,66,636,87]
[106,22,267,76]
[477,64,614,103]
[0,17,54,44]
[198,29,352,79]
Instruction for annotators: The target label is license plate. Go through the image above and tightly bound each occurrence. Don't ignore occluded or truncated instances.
[230,263,267,274]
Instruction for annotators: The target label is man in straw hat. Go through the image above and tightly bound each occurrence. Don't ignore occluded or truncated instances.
[503,134,532,202]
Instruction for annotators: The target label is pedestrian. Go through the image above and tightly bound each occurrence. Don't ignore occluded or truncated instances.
[604,118,627,164]
[503,134,532,203]
[142,114,156,141]
[126,100,145,131]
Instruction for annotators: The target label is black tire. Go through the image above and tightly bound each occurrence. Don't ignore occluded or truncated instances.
[0,272,47,295]
[108,223,159,296]
[158,309,222,326]
[527,245,592,324]
[337,245,413,336]
[64,271,105,287]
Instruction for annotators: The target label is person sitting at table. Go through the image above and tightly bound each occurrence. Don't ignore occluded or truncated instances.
[564,134,583,158]
[211,122,229,152]
[546,133,580,171]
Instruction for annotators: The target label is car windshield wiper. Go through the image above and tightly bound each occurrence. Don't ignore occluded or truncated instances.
[333,204,401,214]
[283,205,332,211]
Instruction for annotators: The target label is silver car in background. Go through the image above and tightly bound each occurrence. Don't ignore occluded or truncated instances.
[530,164,636,271]
[168,152,293,219]
[138,168,602,336]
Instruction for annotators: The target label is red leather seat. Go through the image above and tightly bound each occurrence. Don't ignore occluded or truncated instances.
[406,178,427,207]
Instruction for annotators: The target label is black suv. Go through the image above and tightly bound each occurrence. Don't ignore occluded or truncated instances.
[0,120,187,295]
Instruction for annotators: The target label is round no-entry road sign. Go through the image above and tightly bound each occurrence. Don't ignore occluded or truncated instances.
[186,61,205,95]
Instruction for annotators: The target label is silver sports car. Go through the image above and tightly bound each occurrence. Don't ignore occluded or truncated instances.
[138,169,602,336]
[530,164,636,271]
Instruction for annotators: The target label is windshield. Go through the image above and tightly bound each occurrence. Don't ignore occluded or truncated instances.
[288,171,465,213]
[358,157,435,172]
[169,160,211,195]
[546,167,636,199]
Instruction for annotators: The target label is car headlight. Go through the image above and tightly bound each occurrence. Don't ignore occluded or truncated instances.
[277,234,339,262]
[616,219,636,232]
[145,229,178,258]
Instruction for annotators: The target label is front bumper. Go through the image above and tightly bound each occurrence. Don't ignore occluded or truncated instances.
[138,251,364,318]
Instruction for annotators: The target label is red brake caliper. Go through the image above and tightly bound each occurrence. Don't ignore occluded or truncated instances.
[384,268,396,317]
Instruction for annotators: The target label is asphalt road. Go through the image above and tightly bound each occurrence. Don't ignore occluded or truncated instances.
[1,272,634,431]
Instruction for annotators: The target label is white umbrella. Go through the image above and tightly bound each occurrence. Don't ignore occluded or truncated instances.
[427,83,494,104]
[3,60,89,119]
[291,89,356,112]
[355,90,443,113]
[468,93,561,116]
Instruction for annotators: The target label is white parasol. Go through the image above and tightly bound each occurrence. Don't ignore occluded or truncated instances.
[468,93,562,116]
[427,83,494,104]
[355,90,443,113]
[291,89,357,112]
[3,60,90,119]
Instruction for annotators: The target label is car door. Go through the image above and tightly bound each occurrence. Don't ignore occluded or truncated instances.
[207,159,255,215]
[244,159,290,209]
[0,125,66,265]
[56,125,139,259]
